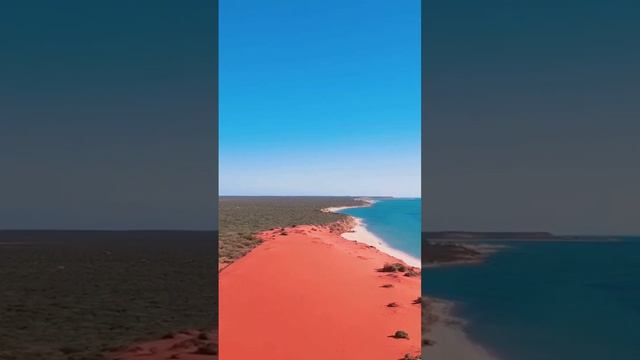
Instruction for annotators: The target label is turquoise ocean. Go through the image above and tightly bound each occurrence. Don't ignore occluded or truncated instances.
[423,238,640,359]
[338,198,421,261]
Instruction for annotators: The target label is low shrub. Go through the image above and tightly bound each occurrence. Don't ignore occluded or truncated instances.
[380,263,407,273]
[392,330,410,339]
[404,269,420,277]
[402,354,422,360]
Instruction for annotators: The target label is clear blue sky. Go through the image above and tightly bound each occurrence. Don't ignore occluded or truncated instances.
[219,0,421,197]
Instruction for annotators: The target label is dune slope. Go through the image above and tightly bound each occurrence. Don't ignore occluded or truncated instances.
[219,224,421,360]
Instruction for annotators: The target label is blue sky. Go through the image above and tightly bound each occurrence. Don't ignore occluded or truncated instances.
[219,0,421,197]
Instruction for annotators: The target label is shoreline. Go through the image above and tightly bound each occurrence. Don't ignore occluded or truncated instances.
[219,223,421,359]
[423,241,502,360]
[321,197,376,213]
[343,217,421,268]
[423,243,505,268]
[326,198,421,268]
[424,298,498,360]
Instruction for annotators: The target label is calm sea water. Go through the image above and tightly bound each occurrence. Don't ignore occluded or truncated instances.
[339,198,421,260]
[423,238,640,360]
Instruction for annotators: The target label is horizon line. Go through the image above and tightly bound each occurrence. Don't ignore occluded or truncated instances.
[424,230,640,237]
[0,229,635,237]
[219,194,422,198]
[0,229,217,232]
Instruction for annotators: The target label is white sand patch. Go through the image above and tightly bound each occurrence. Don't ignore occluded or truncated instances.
[425,298,499,360]
[340,217,421,268]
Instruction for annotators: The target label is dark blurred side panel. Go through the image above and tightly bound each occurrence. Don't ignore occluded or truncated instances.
[0,1,218,359]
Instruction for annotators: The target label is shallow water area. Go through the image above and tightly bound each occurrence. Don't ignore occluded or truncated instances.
[424,238,640,360]
[338,198,421,265]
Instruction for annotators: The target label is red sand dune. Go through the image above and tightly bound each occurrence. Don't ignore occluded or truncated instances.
[107,330,217,360]
[219,224,421,360]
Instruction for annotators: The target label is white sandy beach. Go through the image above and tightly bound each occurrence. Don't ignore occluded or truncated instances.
[341,217,421,268]
[324,199,421,268]
[321,198,376,213]
[424,298,498,360]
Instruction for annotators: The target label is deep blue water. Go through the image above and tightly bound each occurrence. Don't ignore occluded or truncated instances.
[423,238,640,360]
[339,198,421,260]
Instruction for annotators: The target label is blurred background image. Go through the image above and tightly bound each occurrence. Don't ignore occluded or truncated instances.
[422,0,640,359]
[0,1,218,359]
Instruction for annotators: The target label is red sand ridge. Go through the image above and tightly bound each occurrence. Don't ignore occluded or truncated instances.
[108,330,217,360]
[219,224,421,360]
